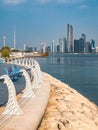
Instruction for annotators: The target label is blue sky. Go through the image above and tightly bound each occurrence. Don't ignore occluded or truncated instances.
[0,0,98,50]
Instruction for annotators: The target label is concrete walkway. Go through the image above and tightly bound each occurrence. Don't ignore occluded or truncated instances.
[0,81,50,130]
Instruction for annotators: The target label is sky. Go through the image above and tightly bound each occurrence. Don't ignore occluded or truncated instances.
[0,0,98,50]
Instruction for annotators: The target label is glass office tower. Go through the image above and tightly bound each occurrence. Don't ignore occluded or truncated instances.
[67,24,74,53]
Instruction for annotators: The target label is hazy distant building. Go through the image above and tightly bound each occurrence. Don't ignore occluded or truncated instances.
[62,37,67,53]
[95,47,98,53]
[67,24,74,53]
[85,42,91,53]
[40,43,46,53]
[81,33,86,52]
[74,40,79,53]
[57,45,60,52]
[24,44,33,52]
[34,47,37,52]
[51,40,55,53]
[90,39,96,53]
[74,38,84,53]
[46,46,51,53]
[79,38,84,53]
[59,38,65,53]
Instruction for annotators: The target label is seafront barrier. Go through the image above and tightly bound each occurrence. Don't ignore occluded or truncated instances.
[39,73,98,130]
[0,58,50,130]
[0,58,98,130]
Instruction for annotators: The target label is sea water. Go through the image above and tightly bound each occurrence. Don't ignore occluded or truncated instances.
[35,53,98,105]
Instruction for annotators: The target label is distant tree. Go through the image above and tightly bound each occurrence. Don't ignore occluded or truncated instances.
[11,49,19,52]
[1,49,10,58]
[1,46,10,59]
[2,46,10,51]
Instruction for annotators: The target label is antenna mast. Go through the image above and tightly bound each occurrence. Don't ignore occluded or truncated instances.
[14,25,16,49]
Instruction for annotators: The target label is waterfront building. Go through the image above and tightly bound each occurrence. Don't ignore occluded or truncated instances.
[85,42,91,53]
[59,38,65,53]
[45,46,51,53]
[81,33,86,52]
[34,47,37,52]
[57,44,60,52]
[95,47,98,53]
[74,38,84,53]
[24,44,33,52]
[74,39,80,53]
[51,40,55,53]
[79,38,84,53]
[67,24,74,53]
[62,37,67,53]
[40,43,46,53]
[54,44,58,53]
[90,39,96,53]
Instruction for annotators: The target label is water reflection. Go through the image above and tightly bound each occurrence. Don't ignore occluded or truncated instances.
[35,53,98,105]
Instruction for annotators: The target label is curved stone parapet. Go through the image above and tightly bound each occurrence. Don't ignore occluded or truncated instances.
[2,81,50,130]
[0,58,50,130]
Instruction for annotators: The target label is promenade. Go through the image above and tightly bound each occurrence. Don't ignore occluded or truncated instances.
[0,61,50,130]
[0,60,98,130]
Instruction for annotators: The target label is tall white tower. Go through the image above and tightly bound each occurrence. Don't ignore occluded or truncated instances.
[14,25,16,49]
[3,36,6,46]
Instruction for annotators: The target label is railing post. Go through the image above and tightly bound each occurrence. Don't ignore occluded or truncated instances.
[20,69,35,98]
[0,75,23,116]
[31,68,40,88]
[30,59,43,84]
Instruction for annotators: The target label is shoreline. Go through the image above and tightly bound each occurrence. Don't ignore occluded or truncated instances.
[0,62,98,130]
[38,72,98,130]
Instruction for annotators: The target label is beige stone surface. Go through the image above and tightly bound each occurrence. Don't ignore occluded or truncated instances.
[1,72,98,130]
[38,72,98,130]
[1,81,50,130]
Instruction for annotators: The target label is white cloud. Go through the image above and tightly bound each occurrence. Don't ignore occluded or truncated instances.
[79,4,88,9]
[35,0,85,4]
[36,0,51,4]
[3,0,27,5]
[57,0,85,4]
[3,0,85,5]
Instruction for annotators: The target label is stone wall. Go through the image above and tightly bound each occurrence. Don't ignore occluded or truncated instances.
[38,72,98,130]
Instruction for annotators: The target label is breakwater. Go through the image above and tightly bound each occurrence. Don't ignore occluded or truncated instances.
[38,72,98,130]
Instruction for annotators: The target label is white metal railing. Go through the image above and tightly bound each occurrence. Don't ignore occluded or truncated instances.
[0,75,23,116]
[10,58,43,88]
[0,58,43,116]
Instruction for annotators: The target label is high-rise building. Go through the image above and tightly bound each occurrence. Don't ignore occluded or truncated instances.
[24,44,33,52]
[67,24,74,53]
[74,38,84,53]
[85,42,91,53]
[62,37,67,53]
[74,39,79,53]
[90,39,96,53]
[81,33,86,52]
[59,38,64,53]
[51,40,55,53]
[46,46,51,53]
[81,33,86,42]
[40,43,46,53]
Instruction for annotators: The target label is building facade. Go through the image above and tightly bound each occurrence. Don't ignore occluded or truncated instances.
[67,24,74,53]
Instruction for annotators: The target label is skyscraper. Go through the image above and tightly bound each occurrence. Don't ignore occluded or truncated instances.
[67,24,74,53]
[59,38,64,53]
[81,33,86,52]
[51,40,55,53]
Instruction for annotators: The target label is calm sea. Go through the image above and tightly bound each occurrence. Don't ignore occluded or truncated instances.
[35,53,98,105]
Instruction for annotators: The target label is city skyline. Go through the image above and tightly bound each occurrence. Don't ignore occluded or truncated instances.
[0,0,98,50]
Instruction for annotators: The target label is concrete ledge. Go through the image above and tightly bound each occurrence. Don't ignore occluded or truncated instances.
[2,81,50,130]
